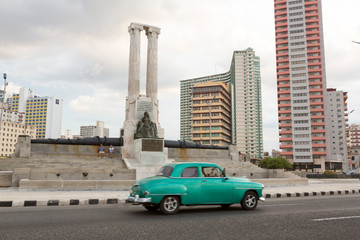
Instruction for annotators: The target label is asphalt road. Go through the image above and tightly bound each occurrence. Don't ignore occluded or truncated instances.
[1,195,360,240]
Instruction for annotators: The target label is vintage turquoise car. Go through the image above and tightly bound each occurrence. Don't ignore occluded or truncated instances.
[126,162,265,215]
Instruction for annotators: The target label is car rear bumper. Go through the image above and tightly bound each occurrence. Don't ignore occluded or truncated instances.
[259,197,265,202]
[125,194,152,204]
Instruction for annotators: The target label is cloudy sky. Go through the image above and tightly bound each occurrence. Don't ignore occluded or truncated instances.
[0,0,359,152]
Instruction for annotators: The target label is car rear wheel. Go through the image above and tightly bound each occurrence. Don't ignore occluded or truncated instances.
[144,205,159,211]
[241,191,258,210]
[159,196,180,215]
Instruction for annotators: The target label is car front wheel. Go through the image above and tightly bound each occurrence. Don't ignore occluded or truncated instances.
[241,191,258,210]
[159,196,180,215]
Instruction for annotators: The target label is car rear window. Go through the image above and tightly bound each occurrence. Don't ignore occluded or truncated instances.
[156,166,174,177]
[181,167,199,178]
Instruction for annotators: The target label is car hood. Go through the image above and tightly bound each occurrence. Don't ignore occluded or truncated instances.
[227,177,252,183]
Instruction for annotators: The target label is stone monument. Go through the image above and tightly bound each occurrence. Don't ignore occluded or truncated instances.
[121,23,167,176]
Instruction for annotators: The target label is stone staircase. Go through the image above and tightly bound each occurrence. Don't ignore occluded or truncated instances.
[0,144,137,189]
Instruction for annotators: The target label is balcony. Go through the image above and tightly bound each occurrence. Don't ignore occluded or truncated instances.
[311,115,324,119]
[279,116,291,121]
[278,96,291,101]
[309,88,323,92]
[279,123,292,128]
[311,122,325,126]
[312,144,326,148]
[278,110,291,114]
[280,152,293,156]
[312,151,326,155]
[309,81,322,86]
[312,137,326,141]
[280,145,293,149]
[277,90,290,95]
[277,83,290,88]
[310,101,324,106]
[279,138,292,142]
[310,108,324,112]
[309,95,323,99]
[279,130,292,135]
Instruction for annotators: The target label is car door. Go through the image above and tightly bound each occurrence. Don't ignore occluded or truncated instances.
[179,166,202,205]
[200,166,232,203]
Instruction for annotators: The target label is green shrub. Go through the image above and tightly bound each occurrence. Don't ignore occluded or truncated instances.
[258,157,293,170]
[323,170,337,175]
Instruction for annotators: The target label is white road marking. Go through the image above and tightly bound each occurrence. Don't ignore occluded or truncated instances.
[312,216,360,222]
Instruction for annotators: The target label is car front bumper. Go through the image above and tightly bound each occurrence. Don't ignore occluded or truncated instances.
[259,197,265,202]
[125,194,152,204]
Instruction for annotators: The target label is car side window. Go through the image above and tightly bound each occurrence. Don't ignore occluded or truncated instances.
[202,167,225,178]
[181,167,199,178]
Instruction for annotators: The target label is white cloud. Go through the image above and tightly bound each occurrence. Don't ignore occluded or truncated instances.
[0,0,359,152]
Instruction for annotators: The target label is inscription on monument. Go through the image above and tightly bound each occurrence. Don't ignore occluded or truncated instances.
[142,139,163,152]
[136,101,154,120]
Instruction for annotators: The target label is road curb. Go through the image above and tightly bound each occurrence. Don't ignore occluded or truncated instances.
[264,189,360,199]
[0,198,126,208]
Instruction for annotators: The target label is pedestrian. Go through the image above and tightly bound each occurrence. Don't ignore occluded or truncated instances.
[98,144,105,158]
[109,145,114,158]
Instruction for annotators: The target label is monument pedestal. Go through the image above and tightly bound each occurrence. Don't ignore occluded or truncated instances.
[134,138,166,166]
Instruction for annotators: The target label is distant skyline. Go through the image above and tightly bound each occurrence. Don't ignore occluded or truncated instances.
[0,0,359,153]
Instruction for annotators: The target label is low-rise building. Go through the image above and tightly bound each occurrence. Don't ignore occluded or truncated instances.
[80,121,109,138]
[0,121,36,157]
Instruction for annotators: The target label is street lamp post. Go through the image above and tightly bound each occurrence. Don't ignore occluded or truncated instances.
[0,73,8,138]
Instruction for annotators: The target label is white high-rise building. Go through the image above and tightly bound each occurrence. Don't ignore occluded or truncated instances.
[325,89,348,170]
[180,48,264,158]
[11,87,33,113]
[24,96,63,139]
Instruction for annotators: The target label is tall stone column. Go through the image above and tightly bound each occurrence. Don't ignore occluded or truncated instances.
[127,23,143,122]
[145,27,160,102]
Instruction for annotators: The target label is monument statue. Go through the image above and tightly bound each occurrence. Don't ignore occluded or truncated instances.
[134,112,158,139]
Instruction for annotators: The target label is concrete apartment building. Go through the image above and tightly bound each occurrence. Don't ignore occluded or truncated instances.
[180,48,264,158]
[1,103,36,157]
[274,0,349,170]
[0,102,25,123]
[24,96,63,139]
[348,124,360,148]
[348,124,360,170]
[191,82,231,146]
[80,121,109,138]
[325,89,349,170]
[0,121,36,157]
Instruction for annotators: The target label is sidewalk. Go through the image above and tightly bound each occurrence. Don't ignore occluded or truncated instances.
[263,179,360,198]
[1,179,360,208]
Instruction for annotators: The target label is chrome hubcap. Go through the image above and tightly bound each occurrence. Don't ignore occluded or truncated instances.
[245,195,256,208]
[164,197,178,212]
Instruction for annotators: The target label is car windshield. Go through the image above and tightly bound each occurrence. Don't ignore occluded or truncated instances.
[156,166,174,177]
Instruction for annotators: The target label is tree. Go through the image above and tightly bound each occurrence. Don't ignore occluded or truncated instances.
[258,157,293,170]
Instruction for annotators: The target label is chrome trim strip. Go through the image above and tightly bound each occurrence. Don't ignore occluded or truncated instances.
[149,193,187,196]
[235,188,263,190]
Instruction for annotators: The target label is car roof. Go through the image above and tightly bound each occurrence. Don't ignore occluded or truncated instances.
[164,162,221,168]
